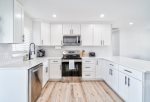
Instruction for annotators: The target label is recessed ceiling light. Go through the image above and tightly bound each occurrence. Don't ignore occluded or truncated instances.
[52,14,57,18]
[100,14,105,18]
[129,22,134,25]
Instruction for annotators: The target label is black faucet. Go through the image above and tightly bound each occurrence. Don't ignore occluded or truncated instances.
[29,43,36,60]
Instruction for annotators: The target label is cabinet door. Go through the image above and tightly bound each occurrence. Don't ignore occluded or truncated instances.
[118,72,128,101]
[14,0,24,43]
[49,61,61,79]
[33,21,41,45]
[41,23,51,45]
[128,77,142,102]
[93,24,102,46]
[63,24,71,35]
[0,0,13,43]
[100,60,108,80]
[71,24,81,35]
[51,24,63,46]
[96,59,102,79]
[111,69,119,92]
[81,24,94,46]
[102,24,111,46]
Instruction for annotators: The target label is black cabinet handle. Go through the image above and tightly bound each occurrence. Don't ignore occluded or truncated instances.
[128,78,130,87]
[125,76,127,85]
[124,70,132,73]
[109,64,114,66]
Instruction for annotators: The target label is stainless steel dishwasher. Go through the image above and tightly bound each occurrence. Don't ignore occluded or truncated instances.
[29,63,43,102]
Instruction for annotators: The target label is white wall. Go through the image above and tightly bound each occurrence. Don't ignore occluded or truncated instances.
[120,25,150,61]
[39,46,112,57]
[112,29,120,56]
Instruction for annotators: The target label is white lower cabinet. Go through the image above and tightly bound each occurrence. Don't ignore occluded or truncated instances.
[105,61,119,92]
[82,59,96,80]
[101,60,143,102]
[118,68,142,102]
[42,60,49,87]
[49,59,62,80]
[128,76,142,102]
[118,72,129,100]
[96,59,102,79]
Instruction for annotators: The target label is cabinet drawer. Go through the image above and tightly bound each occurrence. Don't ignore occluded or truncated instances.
[82,59,96,64]
[119,65,143,81]
[82,72,95,79]
[82,64,95,71]
[107,61,118,70]
[50,60,61,64]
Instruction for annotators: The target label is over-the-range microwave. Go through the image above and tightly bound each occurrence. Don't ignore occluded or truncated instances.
[63,35,81,46]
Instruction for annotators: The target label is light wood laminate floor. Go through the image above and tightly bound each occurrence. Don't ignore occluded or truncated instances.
[36,81,124,102]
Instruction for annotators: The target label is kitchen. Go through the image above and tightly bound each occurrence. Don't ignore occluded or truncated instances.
[0,0,150,102]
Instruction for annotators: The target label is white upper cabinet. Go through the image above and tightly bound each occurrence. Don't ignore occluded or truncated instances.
[71,24,81,35]
[63,24,72,35]
[93,24,103,46]
[63,24,81,35]
[33,21,41,45]
[41,23,51,46]
[81,24,111,46]
[93,24,111,46]
[81,24,94,46]
[0,0,24,43]
[32,23,111,46]
[33,21,51,46]
[51,24,63,46]
[102,24,112,46]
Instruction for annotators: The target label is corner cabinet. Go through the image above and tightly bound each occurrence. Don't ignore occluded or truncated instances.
[33,21,51,46]
[101,59,150,102]
[0,0,24,43]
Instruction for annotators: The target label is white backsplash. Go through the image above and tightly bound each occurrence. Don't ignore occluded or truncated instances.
[0,45,23,66]
[39,46,113,57]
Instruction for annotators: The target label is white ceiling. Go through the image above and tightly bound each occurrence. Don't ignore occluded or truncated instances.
[23,0,150,28]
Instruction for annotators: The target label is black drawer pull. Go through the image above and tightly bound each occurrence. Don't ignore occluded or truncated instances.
[124,70,132,73]
[85,67,91,68]
[85,74,91,76]
[53,61,58,62]
[109,64,114,66]
[85,61,91,62]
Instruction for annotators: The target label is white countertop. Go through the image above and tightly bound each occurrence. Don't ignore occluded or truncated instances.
[0,57,62,70]
[101,56,150,73]
[82,56,150,73]
[1,56,150,73]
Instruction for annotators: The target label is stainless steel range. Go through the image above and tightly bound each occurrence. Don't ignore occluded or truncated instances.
[62,50,82,77]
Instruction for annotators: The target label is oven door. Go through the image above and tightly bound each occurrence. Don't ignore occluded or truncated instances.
[62,60,82,77]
